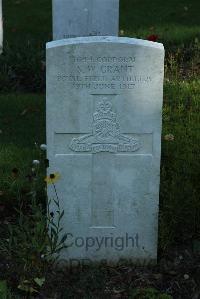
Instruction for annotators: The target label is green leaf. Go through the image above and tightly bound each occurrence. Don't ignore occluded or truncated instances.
[0,281,7,299]
[18,284,38,294]
[34,277,45,287]
[49,221,58,229]
[193,239,200,254]
[59,210,64,220]
[51,227,57,237]
[59,234,68,245]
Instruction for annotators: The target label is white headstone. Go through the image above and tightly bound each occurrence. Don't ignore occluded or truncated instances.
[46,36,164,264]
[0,0,2,54]
[52,0,119,40]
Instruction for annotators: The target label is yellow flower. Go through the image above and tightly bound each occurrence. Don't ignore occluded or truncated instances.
[44,172,61,184]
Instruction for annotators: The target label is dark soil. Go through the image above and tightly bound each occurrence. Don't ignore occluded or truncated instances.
[38,245,200,299]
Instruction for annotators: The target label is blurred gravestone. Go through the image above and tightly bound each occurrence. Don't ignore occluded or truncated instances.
[0,0,2,54]
[46,36,164,264]
[52,0,119,40]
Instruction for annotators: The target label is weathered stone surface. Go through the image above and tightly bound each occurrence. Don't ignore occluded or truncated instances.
[46,36,164,264]
[0,0,3,54]
[52,0,119,40]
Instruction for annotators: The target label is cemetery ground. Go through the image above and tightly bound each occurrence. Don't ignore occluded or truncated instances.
[0,0,200,298]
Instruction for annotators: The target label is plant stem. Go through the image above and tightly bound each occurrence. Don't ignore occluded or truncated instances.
[52,182,59,207]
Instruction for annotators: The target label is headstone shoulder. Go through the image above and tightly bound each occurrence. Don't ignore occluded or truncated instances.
[47,36,164,50]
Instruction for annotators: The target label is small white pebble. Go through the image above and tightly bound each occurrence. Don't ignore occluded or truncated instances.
[184,274,189,280]
[33,160,40,165]
[40,144,47,151]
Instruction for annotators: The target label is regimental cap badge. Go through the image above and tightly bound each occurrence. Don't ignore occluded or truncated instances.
[93,98,116,122]
[69,98,141,154]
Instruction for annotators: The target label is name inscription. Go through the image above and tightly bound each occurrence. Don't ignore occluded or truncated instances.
[56,55,152,90]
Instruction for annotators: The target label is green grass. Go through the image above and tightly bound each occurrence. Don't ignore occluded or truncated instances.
[0,0,199,248]
[0,80,199,247]
[2,0,200,46]
[1,0,199,93]
[2,0,52,44]
[0,93,45,146]
[160,80,200,247]
[0,0,200,247]
[120,0,200,45]
[0,1,200,297]
[0,94,45,206]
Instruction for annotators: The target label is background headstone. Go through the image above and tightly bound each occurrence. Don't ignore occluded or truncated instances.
[52,0,119,40]
[46,36,164,264]
[0,0,2,54]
